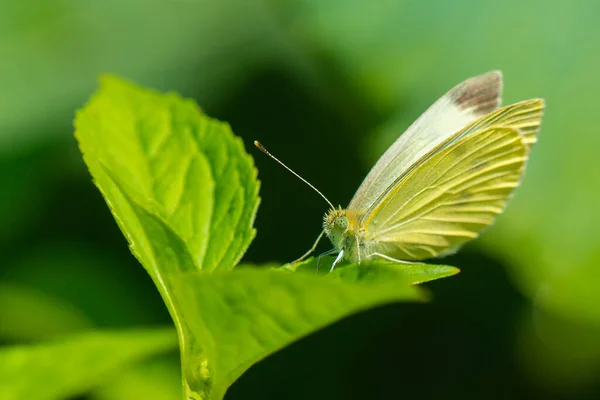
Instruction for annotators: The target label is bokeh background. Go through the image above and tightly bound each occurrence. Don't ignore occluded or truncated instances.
[2,1,600,399]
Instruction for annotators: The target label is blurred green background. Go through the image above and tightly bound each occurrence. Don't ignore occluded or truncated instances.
[2,0,600,399]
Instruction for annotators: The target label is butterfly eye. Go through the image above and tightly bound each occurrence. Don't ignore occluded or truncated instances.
[335,216,349,230]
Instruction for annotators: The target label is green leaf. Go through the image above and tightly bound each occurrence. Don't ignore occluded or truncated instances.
[75,76,264,399]
[171,266,426,400]
[332,262,460,285]
[75,75,259,275]
[0,328,178,400]
[75,77,458,400]
[285,258,460,285]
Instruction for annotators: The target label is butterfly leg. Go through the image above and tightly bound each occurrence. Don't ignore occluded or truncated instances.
[292,230,326,264]
[356,236,362,264]
[316,248,336,273]
[370,252,420,265]
[330,250,344,272]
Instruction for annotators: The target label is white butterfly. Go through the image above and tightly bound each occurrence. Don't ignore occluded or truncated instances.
[258,71,544,271]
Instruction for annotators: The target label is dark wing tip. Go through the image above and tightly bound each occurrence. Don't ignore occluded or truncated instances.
[450,70,503,115]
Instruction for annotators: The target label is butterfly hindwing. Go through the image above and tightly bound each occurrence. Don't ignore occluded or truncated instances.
[460,99,544,148]
[363,126,528,260]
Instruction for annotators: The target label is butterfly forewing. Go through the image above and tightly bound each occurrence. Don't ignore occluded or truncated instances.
[363,127,527,260]
[348,71,504,213]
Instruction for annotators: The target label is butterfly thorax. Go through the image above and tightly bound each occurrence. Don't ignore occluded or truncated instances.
[323,208,366,263]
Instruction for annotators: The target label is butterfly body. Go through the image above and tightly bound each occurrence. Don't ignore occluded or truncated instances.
[324,208,412,264]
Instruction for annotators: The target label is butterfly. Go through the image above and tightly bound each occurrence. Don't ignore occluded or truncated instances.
[257,71,544,271]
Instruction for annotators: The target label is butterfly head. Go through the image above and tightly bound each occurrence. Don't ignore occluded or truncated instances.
[323,208,354,249]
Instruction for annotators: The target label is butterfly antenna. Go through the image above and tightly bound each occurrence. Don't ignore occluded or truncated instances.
[254,141,335,210]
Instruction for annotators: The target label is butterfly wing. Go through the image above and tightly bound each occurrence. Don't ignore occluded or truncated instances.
[461,98,544,149]
[348,71,504,213]
[361,103,543,260]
